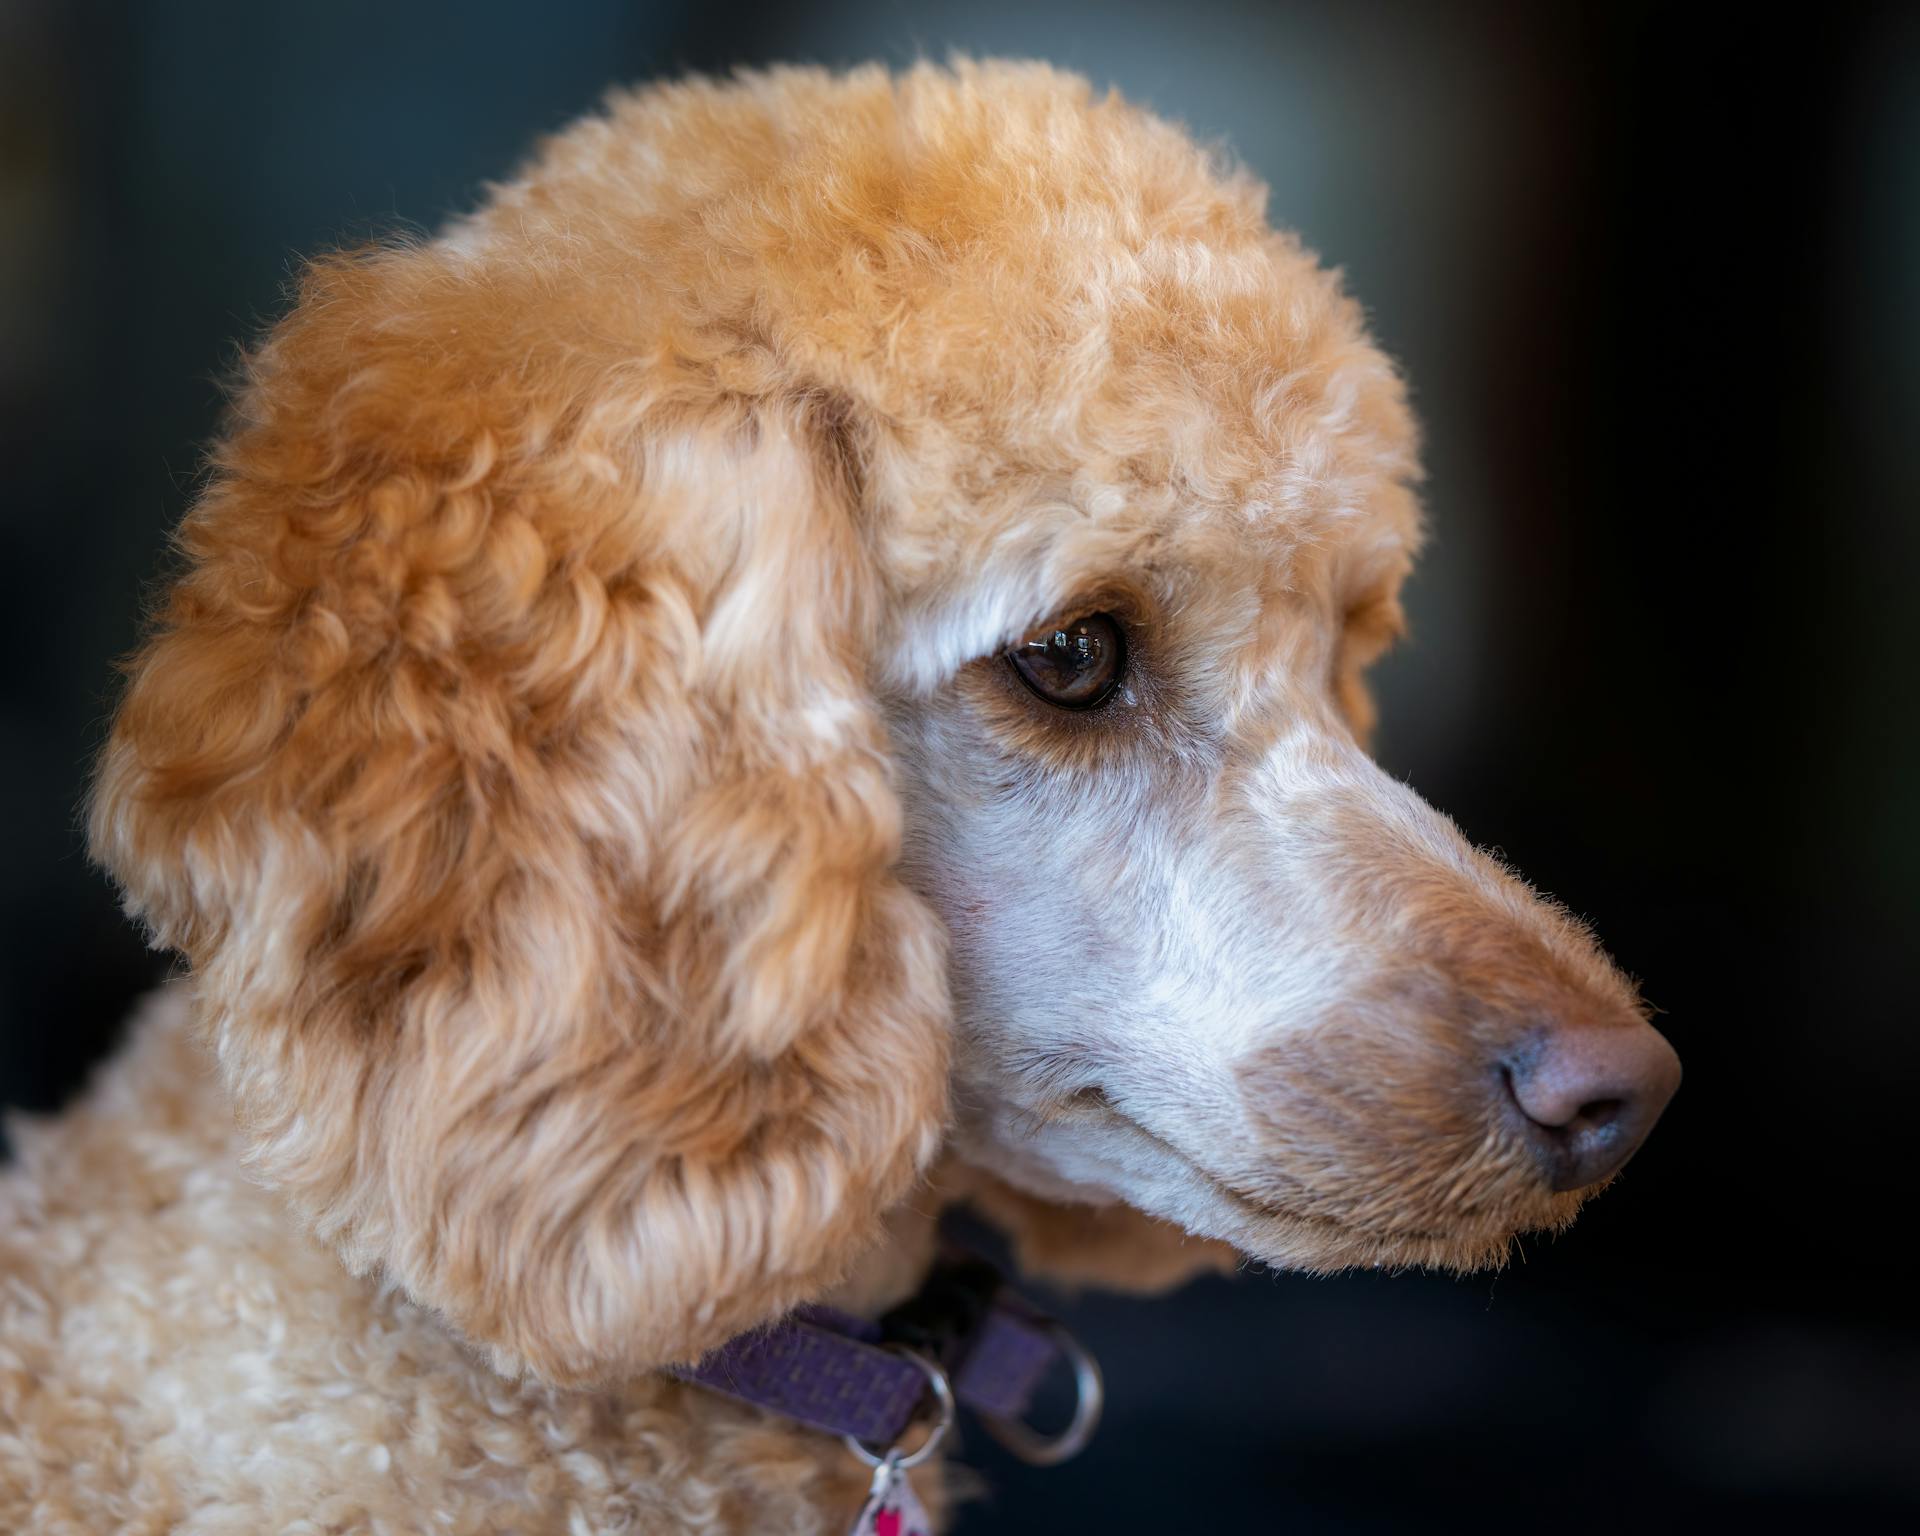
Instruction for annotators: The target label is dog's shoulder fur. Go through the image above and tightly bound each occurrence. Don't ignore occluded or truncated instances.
[0,984,935,1533]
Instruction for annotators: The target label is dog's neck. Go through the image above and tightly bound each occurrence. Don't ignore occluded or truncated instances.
[817,1191,949,1322]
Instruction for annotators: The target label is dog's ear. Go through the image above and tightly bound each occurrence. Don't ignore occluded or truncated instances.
[89,244,950,1384]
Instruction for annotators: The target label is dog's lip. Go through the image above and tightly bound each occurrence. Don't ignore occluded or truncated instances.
[1008,1083,1576,1269]
[1056,1089,1457,1247]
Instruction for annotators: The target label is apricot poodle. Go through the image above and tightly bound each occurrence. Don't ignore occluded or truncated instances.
[0,60,1679,1533]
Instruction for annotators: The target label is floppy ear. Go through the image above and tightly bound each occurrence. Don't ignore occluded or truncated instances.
[89,244,950,1384]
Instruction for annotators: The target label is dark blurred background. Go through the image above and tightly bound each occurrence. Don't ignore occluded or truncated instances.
[3,1,1914,1528]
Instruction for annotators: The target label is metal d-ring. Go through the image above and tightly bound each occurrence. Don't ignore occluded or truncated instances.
[842,1348,956,1471]
[980,1320,1105,1467]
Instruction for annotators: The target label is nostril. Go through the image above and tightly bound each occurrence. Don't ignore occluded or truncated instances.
[1569,1097,1622,1135]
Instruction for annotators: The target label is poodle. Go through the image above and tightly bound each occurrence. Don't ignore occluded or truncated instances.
[0,60,1680,1534]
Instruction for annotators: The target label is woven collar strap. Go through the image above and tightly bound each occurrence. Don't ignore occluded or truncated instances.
[666,1256,1062,1447]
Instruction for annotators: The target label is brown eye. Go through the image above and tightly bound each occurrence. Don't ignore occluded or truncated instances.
[1007,612,1126,709]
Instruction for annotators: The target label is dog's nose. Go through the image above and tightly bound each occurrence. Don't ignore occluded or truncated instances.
[1504,1021,1681,1191]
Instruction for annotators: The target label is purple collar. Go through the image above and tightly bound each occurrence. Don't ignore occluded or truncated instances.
[667,1254,1102,1465]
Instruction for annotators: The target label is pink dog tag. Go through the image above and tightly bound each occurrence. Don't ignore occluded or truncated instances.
[848,1452,932,1536]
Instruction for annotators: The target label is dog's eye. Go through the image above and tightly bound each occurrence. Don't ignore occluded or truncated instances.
[1007,613,1126,709]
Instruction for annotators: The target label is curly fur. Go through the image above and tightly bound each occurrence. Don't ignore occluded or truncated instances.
[2,59,1672,1532]
[0,986,941,1533]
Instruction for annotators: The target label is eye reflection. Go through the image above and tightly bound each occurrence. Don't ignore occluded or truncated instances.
[1007,612,1126,709]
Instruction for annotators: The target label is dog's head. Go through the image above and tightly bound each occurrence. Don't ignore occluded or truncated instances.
[90,62,1676,1385]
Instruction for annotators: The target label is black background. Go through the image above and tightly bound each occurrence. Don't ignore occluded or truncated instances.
[3,3,1914,1528]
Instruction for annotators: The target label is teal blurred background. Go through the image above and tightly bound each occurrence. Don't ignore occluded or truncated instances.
[2,2,1915,1527]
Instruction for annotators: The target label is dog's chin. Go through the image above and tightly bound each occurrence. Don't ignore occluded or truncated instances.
[954,1095,1591,1277]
